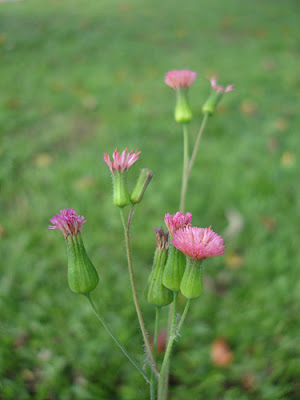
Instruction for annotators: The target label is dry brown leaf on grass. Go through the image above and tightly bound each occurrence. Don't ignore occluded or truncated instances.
[211,338,234,367]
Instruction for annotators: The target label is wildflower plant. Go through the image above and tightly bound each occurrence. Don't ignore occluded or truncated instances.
[49,70,233,399]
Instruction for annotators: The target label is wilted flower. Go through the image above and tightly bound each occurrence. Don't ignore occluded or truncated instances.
[145,228,173,307]
[202,77,233,116]
[210,77,234,93]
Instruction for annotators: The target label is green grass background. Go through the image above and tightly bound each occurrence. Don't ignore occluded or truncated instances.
[1,0,300,399]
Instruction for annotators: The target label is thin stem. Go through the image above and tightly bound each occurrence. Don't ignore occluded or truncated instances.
[150,307,161,400]
[154,307,160,359]
[177,299,192,334]
[186,113,209,179]
[179,124,189,212]
[85,293,149,383]
[180,114,209,213]
[158,292,178,400]
[163,304,173,400]
[119,209,160,377]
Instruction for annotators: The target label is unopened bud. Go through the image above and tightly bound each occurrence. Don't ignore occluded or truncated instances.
[130,169,153,204]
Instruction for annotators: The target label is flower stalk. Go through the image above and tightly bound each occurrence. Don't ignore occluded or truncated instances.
[120,208,159,377]
[85,293,150,383]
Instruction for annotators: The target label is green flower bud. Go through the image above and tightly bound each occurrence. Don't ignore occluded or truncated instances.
[175,89,193,124]
[180,257,203,299]
[145,228,173,307]
[67,233,99,294]
[112,170,130,208]
[130,169,153,204]
[162,243,186,292]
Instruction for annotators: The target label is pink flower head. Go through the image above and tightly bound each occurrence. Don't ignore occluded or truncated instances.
[49,208,85,238]
[210,77,234,93]
[104,147,141,173]
[165,70,197,90]
[172,226,225,260]
[164,212,192,236]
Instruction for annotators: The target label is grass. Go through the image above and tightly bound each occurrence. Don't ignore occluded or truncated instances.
[0,0,300,399]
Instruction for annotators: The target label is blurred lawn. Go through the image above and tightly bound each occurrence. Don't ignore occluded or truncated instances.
[1,0,300,399]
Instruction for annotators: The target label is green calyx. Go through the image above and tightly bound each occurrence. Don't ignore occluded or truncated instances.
[180,257,203,299]
[145,248,173,307]
[162,243,186,292]
[202,90,223,116]
[175,88,193,124]
[130,168,153,205]
[112,170,130,208]
[66,233,99,294]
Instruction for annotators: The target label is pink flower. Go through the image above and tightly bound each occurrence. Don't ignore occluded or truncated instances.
[210,77,234,93]
[164,212,192,236]
[165,70,197,90]
[104,148,141,173]
[172,226,225,260]
[49,208,85,238]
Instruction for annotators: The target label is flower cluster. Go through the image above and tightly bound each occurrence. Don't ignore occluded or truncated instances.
[49,208,85,238]
[164,212,192,236]
[104,148,140,173]
[172,226,225,261]
[165,70,197,90]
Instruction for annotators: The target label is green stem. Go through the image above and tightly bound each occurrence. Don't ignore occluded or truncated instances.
[159,296,192,400]
[177,299,192,334]
[119,209,160,378]
[180,114,209,213]
[186,113,209,180]
[158,292,178,400]
[179,124,189,213]
[85,293,149,383]
[154,307,160,359]
[150,307,161,400]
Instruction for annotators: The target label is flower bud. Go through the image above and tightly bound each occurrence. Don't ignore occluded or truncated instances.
[67,233,99,294]
[145,228,173,307]
[175,89,193,124]
[180,257,203,299]
[112,170,130,208]
[162,243,186,292]
[130,169,153,204]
